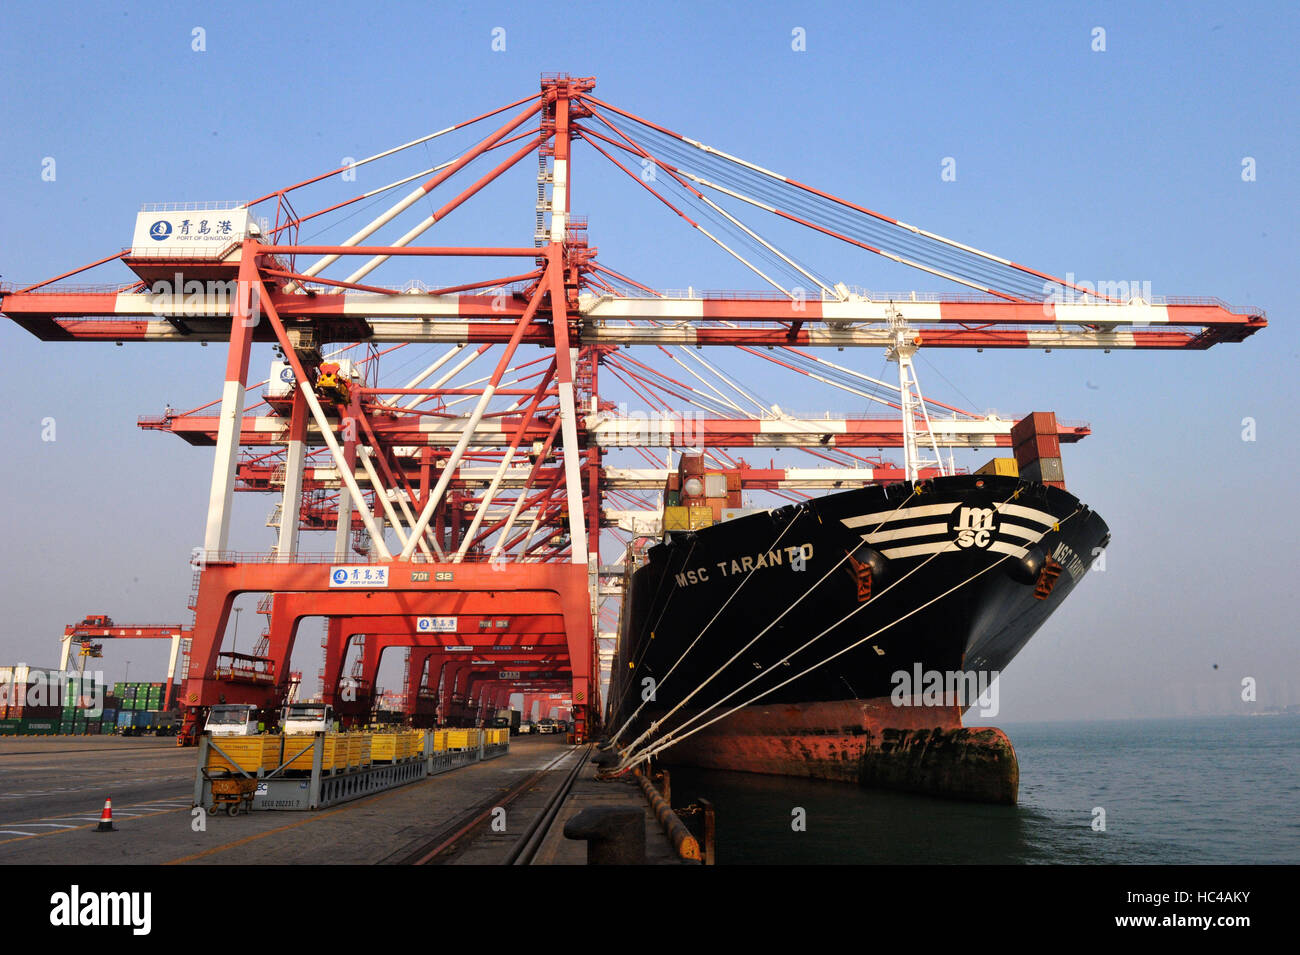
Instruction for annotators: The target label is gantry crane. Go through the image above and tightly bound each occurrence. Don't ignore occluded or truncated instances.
[2,74,1264,744]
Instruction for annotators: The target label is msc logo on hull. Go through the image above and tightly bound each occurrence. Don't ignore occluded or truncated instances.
[949,506,999,550]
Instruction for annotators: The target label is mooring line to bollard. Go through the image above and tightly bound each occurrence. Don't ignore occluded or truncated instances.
[634,768,701,862]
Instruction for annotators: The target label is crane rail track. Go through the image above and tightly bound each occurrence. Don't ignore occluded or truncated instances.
[401,744,589,865]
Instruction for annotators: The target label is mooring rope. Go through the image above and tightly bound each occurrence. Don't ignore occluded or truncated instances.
[615,496,1080,772]
[608,486,917,755]
[612,488,924,754]
[606,507,808,745]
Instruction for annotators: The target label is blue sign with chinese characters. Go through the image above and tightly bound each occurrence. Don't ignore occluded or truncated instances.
[328,566,389,588]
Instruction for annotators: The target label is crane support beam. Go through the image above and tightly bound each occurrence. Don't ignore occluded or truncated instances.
[238,464,943,491]
[0,292,1264,349]
[145,412,1089,448]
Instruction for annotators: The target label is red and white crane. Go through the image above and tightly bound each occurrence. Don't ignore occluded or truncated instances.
[1,74,1264,743]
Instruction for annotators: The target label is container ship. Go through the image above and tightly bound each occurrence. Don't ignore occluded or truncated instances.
[608,412,1109,803]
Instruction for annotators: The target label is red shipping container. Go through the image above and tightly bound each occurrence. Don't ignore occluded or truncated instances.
[1014,434,1062,459]
[1010,411,1058,446]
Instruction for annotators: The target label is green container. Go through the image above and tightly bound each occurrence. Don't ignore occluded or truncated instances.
[0,719,21,736]
[20,719,58,735]
[64,681,100,705]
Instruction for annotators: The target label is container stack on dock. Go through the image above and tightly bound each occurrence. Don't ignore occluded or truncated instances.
[2,666,80,735]
[0,668,184,736]
[115,681,177,710]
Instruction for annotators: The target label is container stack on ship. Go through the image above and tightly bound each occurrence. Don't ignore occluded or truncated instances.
[609,412,1109,804]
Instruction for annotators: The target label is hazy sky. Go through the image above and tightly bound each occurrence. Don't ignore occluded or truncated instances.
[1,1,1295,720]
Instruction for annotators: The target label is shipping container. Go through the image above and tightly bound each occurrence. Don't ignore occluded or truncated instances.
[1013,434,1062,459]
[1020,457,1065,482]
[974,457,1019,477]
[9,706,61,720]
[663,505,690,531]
[688,504,712,530]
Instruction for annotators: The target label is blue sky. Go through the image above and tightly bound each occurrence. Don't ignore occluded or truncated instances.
[0,1,1295,718]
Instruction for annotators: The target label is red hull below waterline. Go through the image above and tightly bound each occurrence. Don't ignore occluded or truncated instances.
[657,699,1019,804]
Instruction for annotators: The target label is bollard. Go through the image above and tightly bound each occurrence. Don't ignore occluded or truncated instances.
[653,769,671,805]
[697,797,715,866]
[563,807,646,865]
[591,748,620,768]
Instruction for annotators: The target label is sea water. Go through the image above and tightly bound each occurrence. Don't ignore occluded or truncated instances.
[663,716,1299,864]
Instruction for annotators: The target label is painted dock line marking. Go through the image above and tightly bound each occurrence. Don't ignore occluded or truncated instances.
[0,796,192,846]
[163,773,449,864]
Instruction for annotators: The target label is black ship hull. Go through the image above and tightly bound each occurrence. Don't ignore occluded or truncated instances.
[609,474,1109,802]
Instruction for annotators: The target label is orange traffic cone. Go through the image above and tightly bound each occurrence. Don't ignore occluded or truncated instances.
[95,797,114,832]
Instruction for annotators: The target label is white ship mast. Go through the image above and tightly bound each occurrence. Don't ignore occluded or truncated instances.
[886,307,948,482]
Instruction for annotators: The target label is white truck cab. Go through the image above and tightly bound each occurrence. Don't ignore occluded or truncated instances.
[205,703,259,737]
[281,702,334,734]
